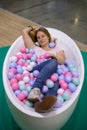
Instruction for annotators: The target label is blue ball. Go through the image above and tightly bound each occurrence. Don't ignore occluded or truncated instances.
[68,83,76,92]
[65,75,72,83]
[49,42,55,48]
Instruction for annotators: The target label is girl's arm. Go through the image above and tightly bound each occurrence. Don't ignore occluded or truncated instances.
[22,26,36,49]
[50,50,65,64]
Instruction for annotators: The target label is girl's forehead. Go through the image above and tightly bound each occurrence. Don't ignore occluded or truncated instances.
[37,31,45,35]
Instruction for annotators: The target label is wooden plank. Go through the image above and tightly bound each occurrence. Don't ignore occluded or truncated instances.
[0,8,87,52]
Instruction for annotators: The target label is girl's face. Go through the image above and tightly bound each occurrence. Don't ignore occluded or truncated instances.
[36,31,49,47]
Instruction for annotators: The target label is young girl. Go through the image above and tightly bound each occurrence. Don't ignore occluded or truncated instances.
[22,26,65,113]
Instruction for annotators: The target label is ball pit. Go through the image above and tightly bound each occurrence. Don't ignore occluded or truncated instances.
[3,28,84,130]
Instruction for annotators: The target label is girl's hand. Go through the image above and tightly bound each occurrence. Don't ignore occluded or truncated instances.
[56,50,65,64]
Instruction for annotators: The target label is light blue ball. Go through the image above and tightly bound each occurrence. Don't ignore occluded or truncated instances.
[62,92,71,101]
[46,79,54,88]
[72,77,80,86]
[25,101,33,107]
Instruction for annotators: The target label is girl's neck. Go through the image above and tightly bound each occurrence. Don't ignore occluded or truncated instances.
[42,45,51,51]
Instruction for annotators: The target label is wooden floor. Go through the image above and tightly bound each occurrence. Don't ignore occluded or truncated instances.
[0,8,87,52]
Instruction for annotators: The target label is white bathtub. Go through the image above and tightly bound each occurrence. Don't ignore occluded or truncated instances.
[3,28,84,130]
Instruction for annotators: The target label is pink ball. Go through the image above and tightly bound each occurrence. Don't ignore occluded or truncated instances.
[27,53,33,59]
[17,61,24,66]
[65,72,72,76]
[39,54,45,59]
[15,74,22,81]
[11,82,19,91]
[20,47,26,53]
[50,74,58,82]
[16,54,23,60]
[22,54,27,60]
[61,81,68,90]
[44,53,50,59]
[59,79,65,85]
[10,78,17,85]
[9,68,17,74]
[17,92,26,101]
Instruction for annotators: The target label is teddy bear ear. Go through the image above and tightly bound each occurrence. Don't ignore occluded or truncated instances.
[29,30,37,42]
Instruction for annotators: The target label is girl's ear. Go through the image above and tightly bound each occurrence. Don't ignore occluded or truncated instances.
[29,29,37,42]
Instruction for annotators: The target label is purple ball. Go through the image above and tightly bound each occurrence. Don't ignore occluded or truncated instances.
[42,85,48,93]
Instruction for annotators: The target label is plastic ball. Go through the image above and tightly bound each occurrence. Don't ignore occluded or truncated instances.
[22,90,28,97]
[55,96,64,108]
[72,71,79,77]
[26,48,30,53]
[72,77,80,86]
[65,72,72,76]
[58,75,64,80]
[14,90,21,96]
[17,68,23,74]
[30,62,36,67]
[46,79,54,88]
[9,62,17,68]
[9,68,17,74]
[33,70,39,77]
[42,85,48,93]
[44,53,50,59]
[16,74,22,81]
[10,56,17,62]
[57,68,63,75]
[11,82,19,91]
[29,80,34,86]
[61,81,68,90]
[23,76,30,83]
[62,92,71,101]
[17,92,26,101]
[31,56,37,62]
[64,75,72,83]
[26,86,32,92]
[20,47,26,53]
[18,81,25,86]
[29,48,35,54]
[25,101,33,107]
[8,72,14,80]
[59,79,65,85]
[27,53,33,59]
[10,78,17,85]
[68,83,77,92]
[50,73,58,82]
[27,65,33,71]
[49,42,55,48]
[19,85,25,91]
[57,88,64,95]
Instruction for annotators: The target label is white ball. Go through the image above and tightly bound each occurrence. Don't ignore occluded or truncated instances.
[23,76,30,83]
[27,65,33,71]
[57,88,64,95]
[10,56,17,62]
[30,62,36,67]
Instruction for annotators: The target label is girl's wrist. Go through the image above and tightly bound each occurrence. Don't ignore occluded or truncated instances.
[28,26,33,31]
